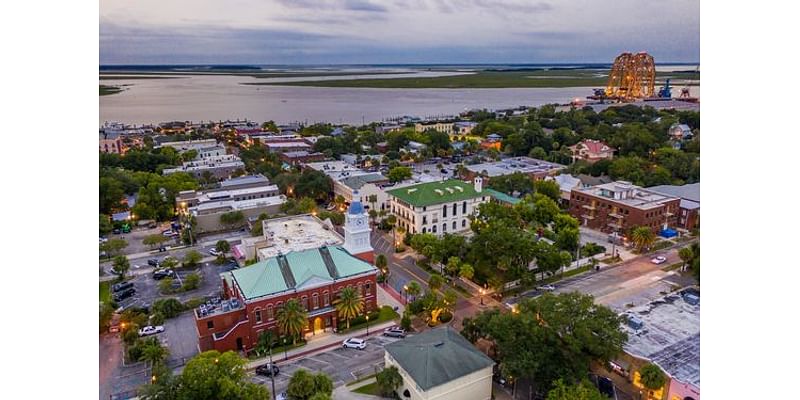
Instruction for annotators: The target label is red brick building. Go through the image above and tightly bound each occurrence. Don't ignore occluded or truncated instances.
[195,200,377,354]
[569,181,680,235]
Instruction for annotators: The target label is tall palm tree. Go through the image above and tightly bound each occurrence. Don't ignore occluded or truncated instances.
[140,338,169,372]
[277,299,308,344]
[375,254,388,275]
[334,287,364,329]
[630,226,656,253]
[406,281,422,298]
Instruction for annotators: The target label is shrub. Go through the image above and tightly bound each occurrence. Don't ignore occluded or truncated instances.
[150,312,165,326]
[400,313,412,331]
[182,273,201,291]
[183,297,206,310]
[581,242,606,257]
[152,298,185,319]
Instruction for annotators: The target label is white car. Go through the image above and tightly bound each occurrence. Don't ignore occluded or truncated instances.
[162,230,177,237]
[276,392,288,400]
[342,337,366,350]
[209,248,221,256]
[651,256,667,265]
[537,284,556,291]
[139,325,165,337]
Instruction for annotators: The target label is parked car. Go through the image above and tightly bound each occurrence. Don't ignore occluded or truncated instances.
[209,248,221,256]
[112,287,136,302]
[138,325,165,337]
[383,327,406,338]
[650,256,667,265]
[112,281,134,293]
[276,392,287,400]
[99,237,108,244]
[255,363,280,377]
[148,259,160,267]
[162,230,178,237]
[596,376,616,399]
[153,269,176,280]
[112,228,121,235]
[342,338,366,350]
[536,284,556,291]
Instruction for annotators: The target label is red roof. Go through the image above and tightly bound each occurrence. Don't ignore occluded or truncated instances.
[573,139,614,154]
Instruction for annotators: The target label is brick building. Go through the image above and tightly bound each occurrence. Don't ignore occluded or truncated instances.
[569,181,680,235]
[195,200,376,354]
[648,183,700,231]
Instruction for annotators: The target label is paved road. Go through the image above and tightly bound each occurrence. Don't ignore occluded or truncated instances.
[99,334,123,400]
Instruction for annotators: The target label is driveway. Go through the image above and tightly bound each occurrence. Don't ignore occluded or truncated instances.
[250,335,402,396]
[161,312,200,364]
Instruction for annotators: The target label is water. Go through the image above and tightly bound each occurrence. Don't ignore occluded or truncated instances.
[99,69,699,126]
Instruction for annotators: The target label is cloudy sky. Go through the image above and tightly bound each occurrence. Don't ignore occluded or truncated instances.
[99,0,699,65]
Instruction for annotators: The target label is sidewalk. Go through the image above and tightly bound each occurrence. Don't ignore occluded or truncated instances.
[246,319,397,370]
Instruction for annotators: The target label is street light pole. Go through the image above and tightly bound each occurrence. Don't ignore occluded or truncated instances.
[269,347,276,400]
[283,337,288,361]
[480,289,484,305]
[366,315,370,336]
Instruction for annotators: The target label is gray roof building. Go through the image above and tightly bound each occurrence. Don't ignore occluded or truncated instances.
[385,326,494,392]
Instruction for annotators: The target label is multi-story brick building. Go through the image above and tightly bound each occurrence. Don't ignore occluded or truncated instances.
[648,183,700,231]
[195,201,376,354]
[386,178,490,236]
[569,181,680,235]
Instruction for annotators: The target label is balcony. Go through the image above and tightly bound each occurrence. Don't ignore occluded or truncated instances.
[608,212,624,219]
[581,214,596,220]
[582,204,597,211]
[607,222,623,229]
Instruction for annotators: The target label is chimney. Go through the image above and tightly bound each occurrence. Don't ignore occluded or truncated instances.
[474,177,483,193]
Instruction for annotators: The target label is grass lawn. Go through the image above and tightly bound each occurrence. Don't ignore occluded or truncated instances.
[352,381,382,396]
[99,281,111,303]
[246,69,699,89]
[346,373,377,387]
[337,306,399,334]
[247,340,307,360]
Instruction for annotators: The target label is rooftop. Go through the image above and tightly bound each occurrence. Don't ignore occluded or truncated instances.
[230,246,377,301]
[575,181,679,210]
[385,326,494,392]
[162,154,244,174]
[305,160,374,181]
[190,195,286,215]
[622,290,700,388]
[386,179,484,207]
[648,183,700,204]
[218,174,271,189]
[485,188,521,205]
[465,157,565,177]
[339,173,388,190]
[258,214,344,260]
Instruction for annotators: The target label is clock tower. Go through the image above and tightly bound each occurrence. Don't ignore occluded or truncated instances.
[342,191,374,263]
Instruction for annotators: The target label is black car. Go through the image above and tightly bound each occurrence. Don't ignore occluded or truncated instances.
[255,363,279,377]
[113,287,136,302]
[112,228,121,235]
[596,376,616,399]
[112,281,134,293]
[153,269,176,280]
[148,259,160,267]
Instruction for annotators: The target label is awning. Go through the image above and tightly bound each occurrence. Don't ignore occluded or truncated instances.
[232,244,245,260]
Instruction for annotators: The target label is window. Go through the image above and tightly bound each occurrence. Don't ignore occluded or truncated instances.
[365,282,371,295]
[422,215,427,225]
[452,221,456,230]
[312,293,319,309]
[463,201,467,214]
[323,291,330,306]
[452,203,457,215]
[207,321,214,329]
[442,223,447,232]
[301,296,308,310]
[358,283,364,296]
[432,225,437,233]
[423,206,426,211]
[443,205,447,218]
[267,305,274,320]
[255,310,262,324]
[462,219,466,228]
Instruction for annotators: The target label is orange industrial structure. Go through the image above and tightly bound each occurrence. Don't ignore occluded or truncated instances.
[604,52,656,100]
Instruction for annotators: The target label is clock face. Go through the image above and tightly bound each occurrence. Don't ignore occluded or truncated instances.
[356,219,364,226]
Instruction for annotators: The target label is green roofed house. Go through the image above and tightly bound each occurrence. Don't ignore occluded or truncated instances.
[386,178,491,236]
[384,325,495,400]
[194,245,378,354]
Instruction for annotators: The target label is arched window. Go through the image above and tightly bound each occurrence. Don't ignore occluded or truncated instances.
[323,291,330,306]
[254,308,262,324]
[301,296,309,310]
[312,293,319,309]
[452,221,456,230]
[267,305,274,320]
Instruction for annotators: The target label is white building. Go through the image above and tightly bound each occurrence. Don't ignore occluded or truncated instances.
[305,161,391,211]
[384,326,494,400]
[386,178,490,236]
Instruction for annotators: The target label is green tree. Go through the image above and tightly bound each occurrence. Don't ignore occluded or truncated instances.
[219,211,246,229]
[101,238,129,258]
[143,234,169,249]
[140,337,170,369]
[459,263,474,280]
[630,226,656,253]
[534,179,562,202]
[100,214,113,236]
[639,363,667,394]
[112,255,130,278]
[159,277,175,294]
[183,273,201,291]
[255,330,276,357]
[287,369,333,400]
[428,274,445,293]
[183,250,203,267]
[140,350,269,400]
[556,227,580,253]
[531,194,560,225]
[277,299,308,344]
[546,379,606,400]
[387,166,413,183]
[445,256,461,277]
[152,298,184,319]
[160,257,178,270]
[406,281,422,298]
[333,195,346,211]
[375,254,388,276]
[334,287,364,329]
[215,240,231,257]
[679,246,694,270]
[376,366,403,396]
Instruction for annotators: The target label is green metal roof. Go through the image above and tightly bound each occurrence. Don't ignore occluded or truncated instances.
[385,325,494,391]
[386,179,484,207]
[485,188,521,205]
[229,246,376,301]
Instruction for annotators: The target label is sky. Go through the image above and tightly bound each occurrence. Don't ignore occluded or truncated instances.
[99,0,699,65]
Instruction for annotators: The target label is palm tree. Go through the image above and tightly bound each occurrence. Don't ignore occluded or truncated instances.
[277,299,308,344]
[630,226,656,253]
[406,281,421,299]
[678,247,694,271]
[140,338,169,371]
[459,263,474,281]
[428,274,445,293]
[375,254,388,276]
[334,195,346,212]
[334,287,364,329]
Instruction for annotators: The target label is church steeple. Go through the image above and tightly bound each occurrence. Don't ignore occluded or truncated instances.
[342,191,374,263]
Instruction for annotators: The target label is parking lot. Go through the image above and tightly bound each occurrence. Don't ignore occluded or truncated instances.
[250,335,403,395]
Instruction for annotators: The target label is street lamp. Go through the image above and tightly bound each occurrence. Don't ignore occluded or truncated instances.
[480,289,485,305]
[366,315,370,336]
[283,337,288,360]
[151,375,157,385]
[403,285,408,304]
